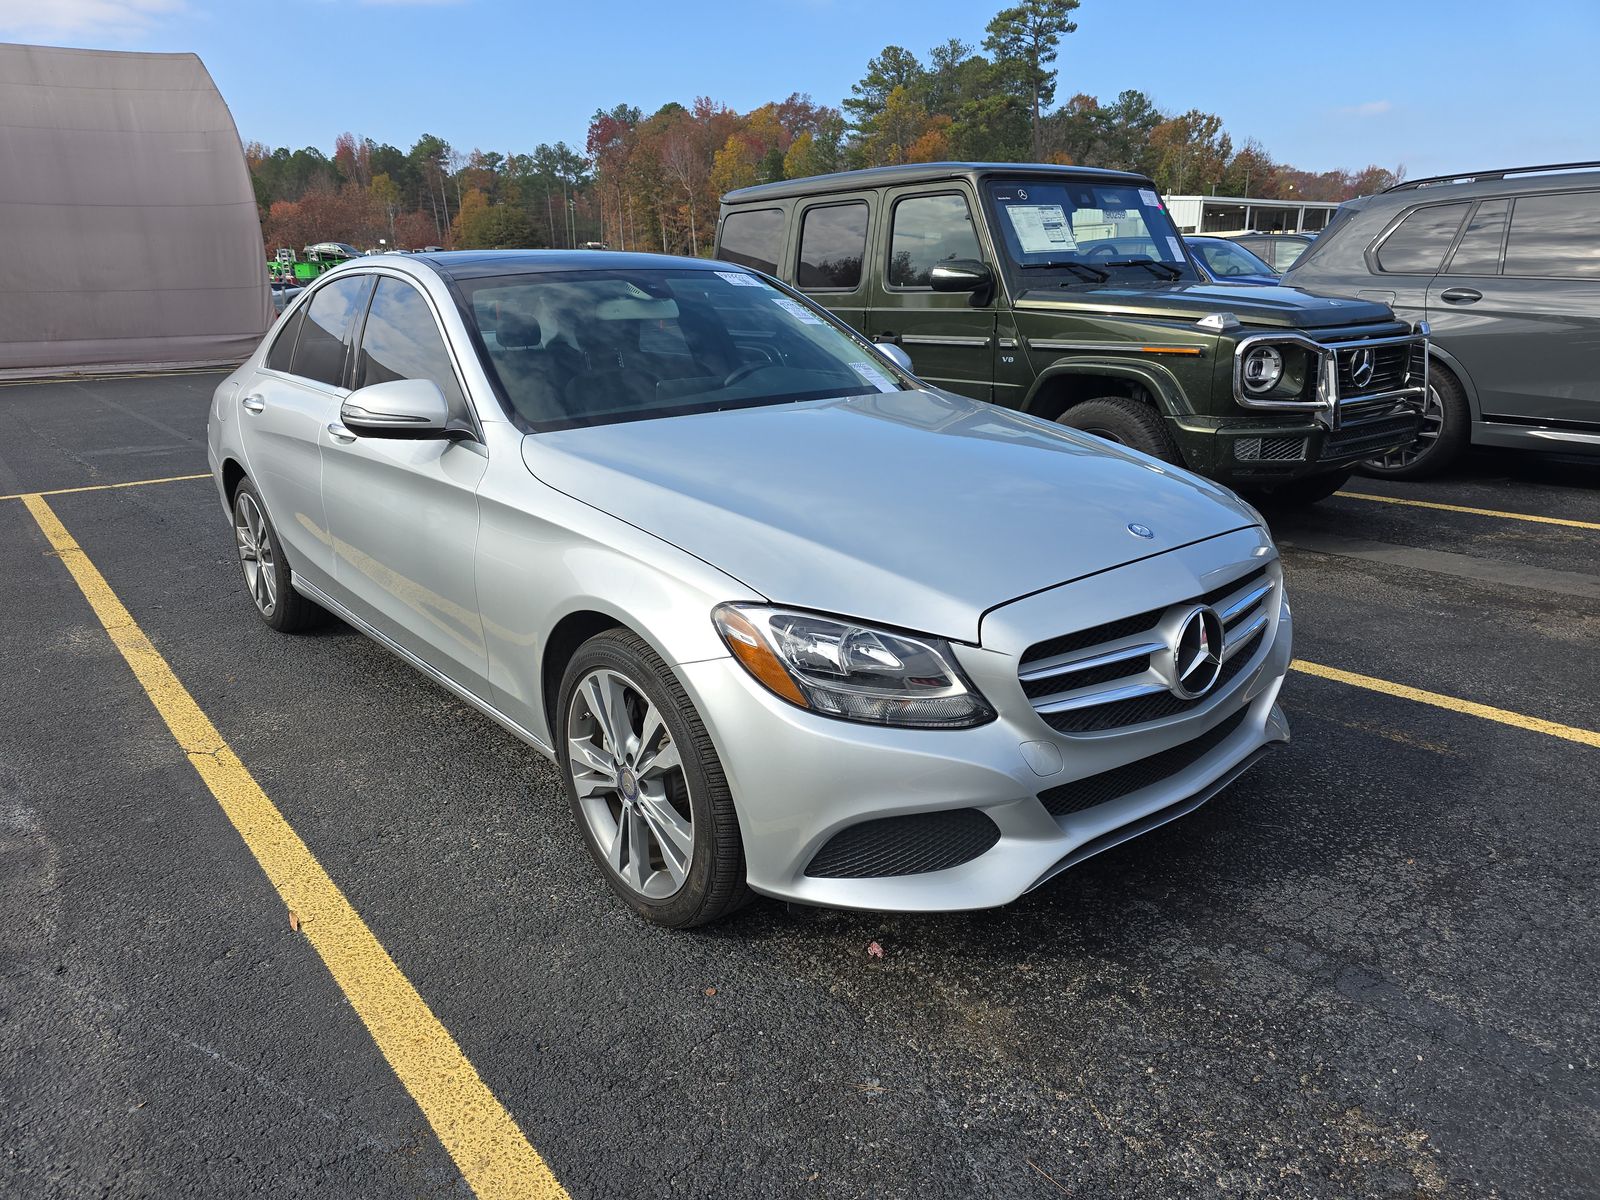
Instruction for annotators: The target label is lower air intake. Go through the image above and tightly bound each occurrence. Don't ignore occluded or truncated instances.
[804,809,1001,878]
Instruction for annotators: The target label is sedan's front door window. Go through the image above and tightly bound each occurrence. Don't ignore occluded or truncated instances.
[355,278,469,419]
[291,275,372,387]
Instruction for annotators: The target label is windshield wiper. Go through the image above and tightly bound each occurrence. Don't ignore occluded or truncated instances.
[1105,258,1183,281]
[1020,260,1109,283]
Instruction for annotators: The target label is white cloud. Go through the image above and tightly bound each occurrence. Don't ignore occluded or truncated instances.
[0,0,185,39]
[1337,100,1393,118]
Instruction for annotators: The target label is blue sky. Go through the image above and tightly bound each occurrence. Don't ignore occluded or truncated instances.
[3,0,1596,178]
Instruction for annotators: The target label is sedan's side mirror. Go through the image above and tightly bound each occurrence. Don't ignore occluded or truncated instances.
[930,258,994,304]
[872,342,915,375]
[340,378,462,439]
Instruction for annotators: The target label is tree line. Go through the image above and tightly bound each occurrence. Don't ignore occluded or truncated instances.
[249,0,1401,258]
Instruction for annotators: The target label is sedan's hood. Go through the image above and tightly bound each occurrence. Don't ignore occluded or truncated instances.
[522,390,1258,644]
[1016,281,1395,329]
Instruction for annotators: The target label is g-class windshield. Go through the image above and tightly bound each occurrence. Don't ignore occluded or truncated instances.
[986,180,1197,283]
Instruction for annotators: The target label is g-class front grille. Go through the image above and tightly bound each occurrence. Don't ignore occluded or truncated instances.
[1335,343,1412,396]
[1017,565,1274,735]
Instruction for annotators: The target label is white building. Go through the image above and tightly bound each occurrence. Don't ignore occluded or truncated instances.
[1163,194,1341,235]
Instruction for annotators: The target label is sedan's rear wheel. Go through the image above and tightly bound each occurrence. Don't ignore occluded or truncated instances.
[558,630,749,927]
[231,478,325,633]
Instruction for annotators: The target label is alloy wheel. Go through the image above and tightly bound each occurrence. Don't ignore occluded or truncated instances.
[234,492,278,617]
[566,668,694,900]
[1366,383,1444,470]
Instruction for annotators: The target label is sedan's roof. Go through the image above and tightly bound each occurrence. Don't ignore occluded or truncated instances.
[405,249,722,280]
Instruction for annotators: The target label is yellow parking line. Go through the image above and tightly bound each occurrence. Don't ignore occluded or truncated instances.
[0,473,211,502]
[1292,659,1600,749]
[1336,490,1600,532]
[20,493,567,1200]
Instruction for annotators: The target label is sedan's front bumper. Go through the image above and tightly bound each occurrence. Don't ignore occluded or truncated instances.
[678,532,1293,912]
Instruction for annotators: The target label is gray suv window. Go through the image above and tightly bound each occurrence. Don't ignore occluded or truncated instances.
[719,209,784,274]
[797,202,868,290]
[291,275,371,387]
[356,278,468,419]
[1444,200,1509,275]
[1376,203,1469,274]
[889,193,983,288]
[1504,191,1600,279]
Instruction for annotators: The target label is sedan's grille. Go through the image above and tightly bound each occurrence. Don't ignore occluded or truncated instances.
[1039,708,1249,817]
[1336,343,1412,396]
[1322,411,1420,460]
[804,808,1001,878]
[1018,566,1274,735]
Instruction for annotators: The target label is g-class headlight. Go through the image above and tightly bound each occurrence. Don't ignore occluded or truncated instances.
[1242,345,1285,393]
[712,604,995,728]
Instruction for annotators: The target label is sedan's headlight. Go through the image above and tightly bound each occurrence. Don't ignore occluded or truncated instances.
[711,604,995,728]
[1242,345,1285,393]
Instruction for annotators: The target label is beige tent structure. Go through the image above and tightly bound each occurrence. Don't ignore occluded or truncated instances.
[0,43,271,376]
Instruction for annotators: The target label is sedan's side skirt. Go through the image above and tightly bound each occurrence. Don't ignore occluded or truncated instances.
[295,577,557,760]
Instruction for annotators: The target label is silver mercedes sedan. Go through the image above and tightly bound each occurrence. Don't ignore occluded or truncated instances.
[207,251,1292,927]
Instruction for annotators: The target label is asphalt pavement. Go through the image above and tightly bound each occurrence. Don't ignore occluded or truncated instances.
[2,371,1596,1199]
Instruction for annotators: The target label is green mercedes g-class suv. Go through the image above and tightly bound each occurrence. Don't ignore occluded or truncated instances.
[716,163,1429,503]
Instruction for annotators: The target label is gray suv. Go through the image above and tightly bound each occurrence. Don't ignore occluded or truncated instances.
[1286,162,1600,477]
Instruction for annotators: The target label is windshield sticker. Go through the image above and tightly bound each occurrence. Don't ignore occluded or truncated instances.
[1167,236,1186,263]
[772,296,825,325]
[847,361,899,392]
[1003,203,1078,254]
[716,270,762,287]
[1139,188,1160,208]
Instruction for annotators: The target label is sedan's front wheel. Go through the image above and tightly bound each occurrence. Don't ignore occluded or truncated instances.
[558,630,750,927]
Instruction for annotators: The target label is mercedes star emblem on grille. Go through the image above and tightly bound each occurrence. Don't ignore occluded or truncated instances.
[1169,606,1225,700]
[1349,347,1377,390]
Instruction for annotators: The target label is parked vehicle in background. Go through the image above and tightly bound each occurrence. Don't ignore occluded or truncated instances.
[1285,162,1600,476]
[207,250,1292,926]
[717,163,1427,504]
[1221,232,1317,272]
[269,282,303,315]
[1185,236,1280,286]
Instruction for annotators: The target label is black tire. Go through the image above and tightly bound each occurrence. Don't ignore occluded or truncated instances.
[229,478,326,633]
[1248,468,1353,508]
[1359,362,1471,480]
[1057,397,1182,464]
[557,629,751,928]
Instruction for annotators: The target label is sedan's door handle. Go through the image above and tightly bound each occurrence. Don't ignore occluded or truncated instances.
[241,394,265,414]
[326,423,357,444]
[1439,287,1482,305]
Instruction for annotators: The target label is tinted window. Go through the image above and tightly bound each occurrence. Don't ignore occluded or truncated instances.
[1445,199,1509,275]
[1193,239,1275,278]
[889,193,983,287]
[797,202,868,290]
[1273,240,1310,270]
[718,209,784,274]
[265,307,304,372]
[291,276,371,386]
[1504,192,1600,278]
[356,278,468,418]
[462,268,905,432]
[1376,204,1468,274]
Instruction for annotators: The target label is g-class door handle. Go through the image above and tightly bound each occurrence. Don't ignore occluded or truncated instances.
[241,394,265,414]
[873,332,901,345]
[1439,287,1481,305]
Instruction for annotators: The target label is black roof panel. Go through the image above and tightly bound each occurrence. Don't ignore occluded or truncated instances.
[723,161,1151,204]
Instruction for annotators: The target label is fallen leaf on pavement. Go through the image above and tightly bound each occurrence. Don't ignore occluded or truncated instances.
[288,910,301,932]
[704,987,717,997]
[866,941,883,958]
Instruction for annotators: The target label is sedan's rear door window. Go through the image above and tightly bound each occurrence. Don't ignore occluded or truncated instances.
[1376,203,1469,274]
[1503,191,1600,279]
[291,275,372,387]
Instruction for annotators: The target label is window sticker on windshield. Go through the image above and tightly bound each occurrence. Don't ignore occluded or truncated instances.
[1003,203,1078,254]
[716,270,762,287]
[847,361,899,392]
[772,296,824,325]
[1139,189,1160,208]
[1167,237,1186,263]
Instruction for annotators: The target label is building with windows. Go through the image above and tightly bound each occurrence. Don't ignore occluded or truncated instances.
[1163,194,1341,235]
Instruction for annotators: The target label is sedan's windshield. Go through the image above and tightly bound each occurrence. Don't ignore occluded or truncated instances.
[459,267,908,431]
[986,180,1198,283]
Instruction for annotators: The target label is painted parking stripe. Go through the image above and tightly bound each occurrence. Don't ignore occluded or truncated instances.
[0,473,211,502]
[1335,490,1600,532]
[1292,659,1600,749]
[19,493,568,1200]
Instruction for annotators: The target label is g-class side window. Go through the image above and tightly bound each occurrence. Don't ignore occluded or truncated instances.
[718,209,784,275]
[1375,203,1469,274]
[888,193,982,288]
[797,202,868,290]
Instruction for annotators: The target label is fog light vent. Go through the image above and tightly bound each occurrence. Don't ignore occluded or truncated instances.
[1235,436,1306,462]
[804,809,1000,878]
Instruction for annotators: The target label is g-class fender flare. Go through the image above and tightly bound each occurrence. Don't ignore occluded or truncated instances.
[1020,357,1195,421]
